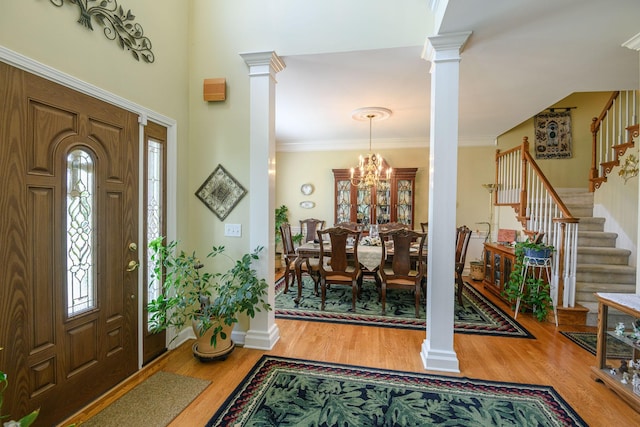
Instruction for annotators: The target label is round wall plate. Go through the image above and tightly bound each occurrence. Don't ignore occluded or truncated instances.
[300,201,315,209]
[300,183,314,195]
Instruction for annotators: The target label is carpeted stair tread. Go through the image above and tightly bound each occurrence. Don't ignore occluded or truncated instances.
[576,263,636,273]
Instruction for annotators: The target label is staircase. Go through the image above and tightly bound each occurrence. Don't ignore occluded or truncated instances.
[556,188,636,326]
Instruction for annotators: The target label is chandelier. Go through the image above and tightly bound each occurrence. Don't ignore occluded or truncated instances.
[349,107,393,189]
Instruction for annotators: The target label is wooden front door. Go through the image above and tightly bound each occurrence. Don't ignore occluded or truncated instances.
[0,63,139,425]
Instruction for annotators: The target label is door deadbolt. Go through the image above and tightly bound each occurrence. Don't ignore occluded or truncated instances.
[128,243,138,252]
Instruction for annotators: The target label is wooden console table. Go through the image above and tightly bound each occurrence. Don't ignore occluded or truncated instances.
[482,243,515,303]
[591,292,640,413]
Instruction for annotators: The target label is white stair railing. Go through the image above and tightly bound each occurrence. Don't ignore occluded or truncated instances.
[495,137,579,310]
[590,90,638,191]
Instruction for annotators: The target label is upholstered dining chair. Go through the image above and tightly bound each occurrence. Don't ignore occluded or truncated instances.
[377,228,427,317]
[317,227,362,312]
[300,218,325,243]
[455,225,473,306]
[280,222,319,294]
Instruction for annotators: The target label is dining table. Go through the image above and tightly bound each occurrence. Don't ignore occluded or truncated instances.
[292,240,425,306]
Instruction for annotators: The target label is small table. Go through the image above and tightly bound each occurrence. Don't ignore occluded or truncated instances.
[591,292,640,413]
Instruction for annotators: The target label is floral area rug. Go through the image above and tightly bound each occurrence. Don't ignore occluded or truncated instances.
[275,277,533,338]
[560,331,634,359]
[206,355,586,426]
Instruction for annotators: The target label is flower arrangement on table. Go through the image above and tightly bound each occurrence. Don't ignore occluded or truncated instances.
[360,236,382,246]
[1,348,39,427]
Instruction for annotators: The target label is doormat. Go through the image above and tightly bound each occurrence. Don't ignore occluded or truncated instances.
[206,355,586,426]
[82,371,210,427]
[276,277,533,338]
[560,331,634,359]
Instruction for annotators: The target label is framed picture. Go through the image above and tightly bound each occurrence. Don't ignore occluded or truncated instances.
[195,164,247,221]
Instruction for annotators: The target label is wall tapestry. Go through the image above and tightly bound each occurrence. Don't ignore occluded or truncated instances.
[195,165,247,221]
[534,111,572,159]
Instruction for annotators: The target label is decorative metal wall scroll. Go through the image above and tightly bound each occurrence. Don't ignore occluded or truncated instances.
[195,165,247,221]
[50,0,154,63]
[534,111,572,159]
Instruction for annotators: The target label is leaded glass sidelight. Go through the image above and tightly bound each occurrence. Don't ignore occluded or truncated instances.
[146,139,163,310]
[66,149,96,316]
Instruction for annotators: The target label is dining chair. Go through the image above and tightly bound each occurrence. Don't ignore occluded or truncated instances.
[280,222,319,294]
[377,229,427,317]
[378,222,408,233]
[420,222,428,233]
[334,221,363,232]
[317,227,362,312]
[300,218,325,243]
[455,225,472,306]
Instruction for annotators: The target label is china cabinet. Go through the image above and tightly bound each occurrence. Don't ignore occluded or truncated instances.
[591,293,640,413]
[332,167,417,227]
[482,243,515,303]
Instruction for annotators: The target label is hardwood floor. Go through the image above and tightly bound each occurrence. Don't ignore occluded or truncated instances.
[62,276,640,426]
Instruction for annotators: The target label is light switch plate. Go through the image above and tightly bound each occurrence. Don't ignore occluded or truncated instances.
[224,223,241,237]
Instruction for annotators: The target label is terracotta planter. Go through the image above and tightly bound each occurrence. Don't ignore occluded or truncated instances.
[191,318,235,362]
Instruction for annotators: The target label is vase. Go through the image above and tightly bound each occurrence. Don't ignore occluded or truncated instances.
[523,247,552,260]
[191,318,235,362]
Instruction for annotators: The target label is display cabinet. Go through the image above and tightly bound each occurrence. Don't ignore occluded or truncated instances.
[591,293,640,413]
[332,167,417,227]
[482,243,516,302]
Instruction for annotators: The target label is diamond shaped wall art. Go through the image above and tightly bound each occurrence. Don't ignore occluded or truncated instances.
[195,164,247,220]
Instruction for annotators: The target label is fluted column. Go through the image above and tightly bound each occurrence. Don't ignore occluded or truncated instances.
[240,51,285,349]
[421,31,471,372]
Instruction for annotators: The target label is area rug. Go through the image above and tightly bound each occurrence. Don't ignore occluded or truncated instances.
[276,277,533,338]
[560,331,634,359]
[82,371,210,427]
[206,355,586,426]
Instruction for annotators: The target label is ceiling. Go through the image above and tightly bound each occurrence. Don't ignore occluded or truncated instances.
[275,0,640,152]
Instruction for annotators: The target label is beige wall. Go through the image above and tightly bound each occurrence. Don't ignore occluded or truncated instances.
[497,91,613,188]
[1,0,191,237]
[276,145,498,235]
[188,0,433,259]
[496,91,638,253]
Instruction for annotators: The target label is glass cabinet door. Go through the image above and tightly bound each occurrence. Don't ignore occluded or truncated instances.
[356,187,371,226]
[396,179,413,225]
[375,183,391,224]
[336,180,351,223]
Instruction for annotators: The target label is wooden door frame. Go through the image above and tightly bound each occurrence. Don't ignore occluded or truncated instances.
[1,47,179,369]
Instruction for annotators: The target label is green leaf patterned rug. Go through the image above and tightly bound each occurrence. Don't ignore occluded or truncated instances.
[560,331,634,359]
[206,355,586,426]
[276,277,533,338]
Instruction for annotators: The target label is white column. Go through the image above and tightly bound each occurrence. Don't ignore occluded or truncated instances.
[622,33,640,294]
[240,51,285,349]
[420,31,471,373]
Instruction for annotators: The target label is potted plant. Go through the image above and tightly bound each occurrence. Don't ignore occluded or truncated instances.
[503,239,554,322]
[147,237,271,361]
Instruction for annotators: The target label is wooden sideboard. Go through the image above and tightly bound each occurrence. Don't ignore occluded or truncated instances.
[482,243,516,303]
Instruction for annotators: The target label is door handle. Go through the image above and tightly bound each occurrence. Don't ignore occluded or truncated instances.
[126,260,140,272]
